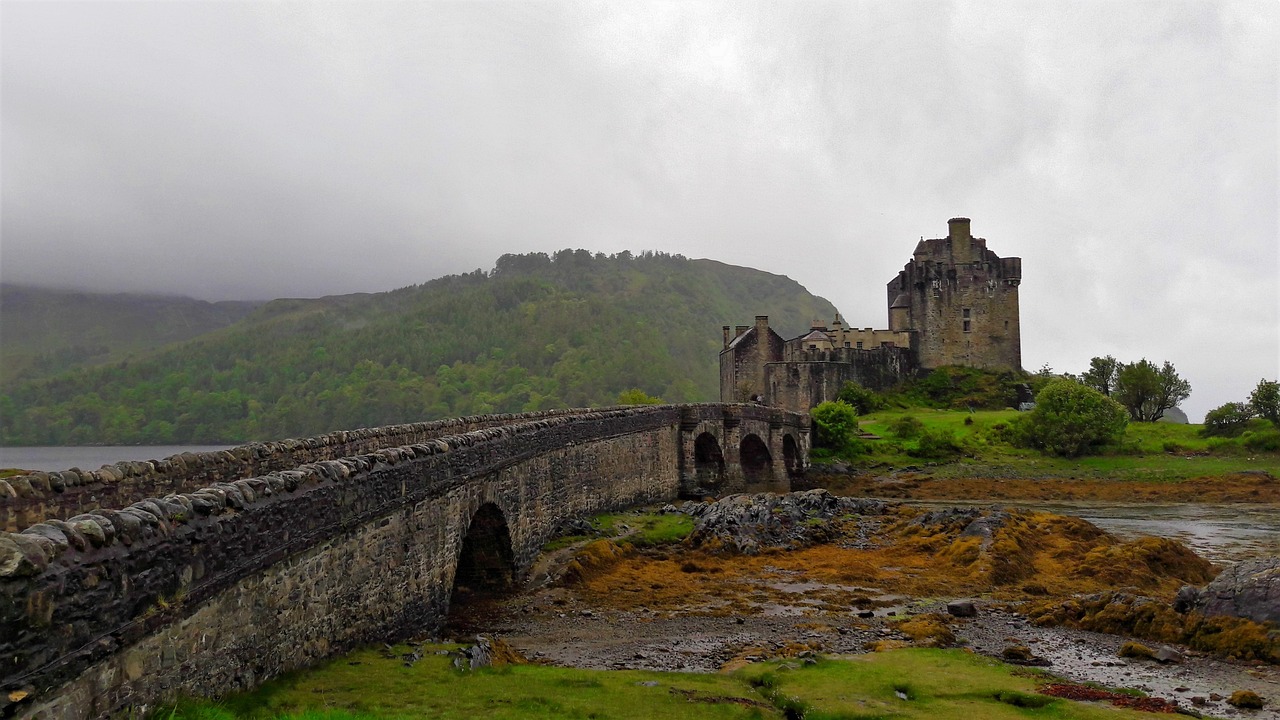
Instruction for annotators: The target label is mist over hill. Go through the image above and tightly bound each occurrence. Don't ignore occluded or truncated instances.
[0,285,262,384]
[0,251,836,446]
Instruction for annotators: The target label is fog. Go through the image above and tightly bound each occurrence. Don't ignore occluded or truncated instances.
[2,1,1276,419]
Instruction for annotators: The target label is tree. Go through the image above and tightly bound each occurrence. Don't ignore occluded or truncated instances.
[1113,359,1191,422]
[1250,379,1280,427]
[810,401,862,453]
[616,388,662,405]
[1016,379,1128,457]
[836,382,885,415]
[1200,402,1255,438]
[1081,355,1120,396]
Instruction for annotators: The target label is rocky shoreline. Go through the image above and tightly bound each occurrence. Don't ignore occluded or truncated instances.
[449,491,1279,718]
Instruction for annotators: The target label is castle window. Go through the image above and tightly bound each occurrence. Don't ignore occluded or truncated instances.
[963,320,971,332]
[1004,320,1009,329]
[856,341,863,349]
[844,342,851,348]
[962,308,971,319]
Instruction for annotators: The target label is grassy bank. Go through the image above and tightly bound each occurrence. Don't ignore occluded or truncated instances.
[162,646,1163,720]
[818,408,1280,484]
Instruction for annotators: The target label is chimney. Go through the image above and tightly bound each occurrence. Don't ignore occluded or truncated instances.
[722,325,731,349]
[755,315,769,338]
[735,325,749,339]
[948,217,972,264]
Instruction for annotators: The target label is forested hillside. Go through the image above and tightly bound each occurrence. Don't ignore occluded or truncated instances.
[0,285,261,384]
[0,251,837,445]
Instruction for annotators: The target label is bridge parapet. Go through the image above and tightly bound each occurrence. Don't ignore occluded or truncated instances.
[0,407,645,533]
[0,404,808,719]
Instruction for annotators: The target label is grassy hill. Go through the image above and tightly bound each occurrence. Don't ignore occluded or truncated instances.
[0,251,836,445]
[0,284,261,384]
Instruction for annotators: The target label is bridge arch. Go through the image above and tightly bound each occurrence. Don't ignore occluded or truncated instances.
[690,432,726,496]
[782,433,800,478]
[452,502,516,597]
[739,433,772,486]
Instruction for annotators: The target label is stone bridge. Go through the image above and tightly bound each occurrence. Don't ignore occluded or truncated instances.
[0,404,808,719]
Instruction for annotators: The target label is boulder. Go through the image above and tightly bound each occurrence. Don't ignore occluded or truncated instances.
[1188,557,1280,624]
[683,490,889,554]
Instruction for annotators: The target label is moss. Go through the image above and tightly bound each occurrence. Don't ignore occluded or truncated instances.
[1117,642,1154,660]
[1227,690,1266,709]
[1025,592,1280,663]
[893,614,956,648]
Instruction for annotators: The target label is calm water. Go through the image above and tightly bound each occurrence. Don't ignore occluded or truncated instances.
[0,445,233,473]
[909,499,1280,565]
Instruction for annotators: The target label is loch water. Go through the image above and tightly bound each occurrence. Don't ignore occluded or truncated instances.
[0,445,233,473]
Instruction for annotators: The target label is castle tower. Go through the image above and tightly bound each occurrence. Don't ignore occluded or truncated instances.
[885,218,1022,371]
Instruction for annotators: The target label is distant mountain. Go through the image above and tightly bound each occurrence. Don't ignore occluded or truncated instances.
[0,284,261,384]
[0,251,837,445]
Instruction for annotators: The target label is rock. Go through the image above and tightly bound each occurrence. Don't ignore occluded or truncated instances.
[1173,584,1200,613]
[1226,690,1265,709]
[1118,642,1155,660]
[1154,647,1184,664]
[946,600,978,618]
[1002,645,1033,661]
[685,490,889,554]
[1190,557,1280,624]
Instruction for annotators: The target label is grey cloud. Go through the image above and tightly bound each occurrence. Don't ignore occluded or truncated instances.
[1,0,1275,419]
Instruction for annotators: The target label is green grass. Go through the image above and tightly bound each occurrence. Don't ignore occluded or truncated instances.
[831,409,1280,480]
[592,511,694,547]
[539,510,694,553]
[735,649,1159,720]
[161,643,769,720]
[161,647,1164,720]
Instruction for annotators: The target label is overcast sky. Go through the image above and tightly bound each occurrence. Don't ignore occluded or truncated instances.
[1,1,1276,420]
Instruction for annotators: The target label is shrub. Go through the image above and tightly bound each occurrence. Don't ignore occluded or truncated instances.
[1242,429,1280,452]
[1015,379,1128,457]
[911,428,963,459]
[811,401,862,454]
[1201,402,1255,438]
[889,415,924,439]
[836,382,886,414]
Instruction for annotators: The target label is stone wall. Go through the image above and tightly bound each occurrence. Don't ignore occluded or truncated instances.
[1,404,808,719]
[0,408,614,533]
[765,347,916,413]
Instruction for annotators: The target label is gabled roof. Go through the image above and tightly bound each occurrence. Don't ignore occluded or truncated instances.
[799,330,830,342]
[890,293,910,309]
[726,326,755,350]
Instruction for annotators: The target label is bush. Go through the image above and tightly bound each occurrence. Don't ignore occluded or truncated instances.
[911,428,963,459]
[889,415,925,439]
[1242,429,1280,453]
[1016,379,1129,457]
[836,382,886,415]
[811,401,862,454]
[1201,402,1255,438]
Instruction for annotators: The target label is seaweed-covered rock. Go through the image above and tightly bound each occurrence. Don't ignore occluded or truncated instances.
[683,490,889,554]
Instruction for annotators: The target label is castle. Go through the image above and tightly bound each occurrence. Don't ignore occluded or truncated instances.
[720,218,1022,412]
